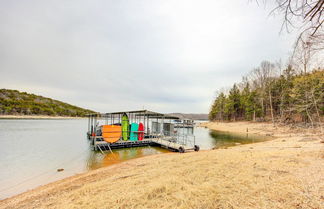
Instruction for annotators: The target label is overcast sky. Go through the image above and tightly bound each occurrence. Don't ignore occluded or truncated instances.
[0,0,298,113]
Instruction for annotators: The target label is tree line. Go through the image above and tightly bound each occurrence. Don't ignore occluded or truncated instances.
[209,62,323,126]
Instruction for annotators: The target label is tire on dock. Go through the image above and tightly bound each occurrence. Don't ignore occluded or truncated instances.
[179,146,185,153]
[194,145,200,152]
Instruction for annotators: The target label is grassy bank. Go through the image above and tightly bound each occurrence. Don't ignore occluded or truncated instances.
[1,122,323,209]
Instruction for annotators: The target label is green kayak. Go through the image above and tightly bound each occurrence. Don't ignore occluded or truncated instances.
[130,123,139,141]
[121,113,129,140]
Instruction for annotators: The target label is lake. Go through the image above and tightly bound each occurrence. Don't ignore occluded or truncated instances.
[0,119,270,199]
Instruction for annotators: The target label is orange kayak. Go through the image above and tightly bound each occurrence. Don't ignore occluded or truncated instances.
[102,125,122,143]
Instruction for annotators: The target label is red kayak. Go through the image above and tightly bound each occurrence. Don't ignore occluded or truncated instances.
[138,123,144,140]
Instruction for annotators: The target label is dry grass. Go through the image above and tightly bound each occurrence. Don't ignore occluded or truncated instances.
[1,122,323,209]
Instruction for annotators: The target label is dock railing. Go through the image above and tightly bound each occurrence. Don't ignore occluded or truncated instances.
[174,132,196,148]
[156,130,196,148]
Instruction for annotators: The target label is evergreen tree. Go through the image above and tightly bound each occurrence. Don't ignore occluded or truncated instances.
[226,84,241,121]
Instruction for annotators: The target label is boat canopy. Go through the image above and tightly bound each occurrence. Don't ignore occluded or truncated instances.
[86,109,181,120]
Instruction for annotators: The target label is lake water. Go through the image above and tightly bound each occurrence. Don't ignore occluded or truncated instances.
[0,119,270,199]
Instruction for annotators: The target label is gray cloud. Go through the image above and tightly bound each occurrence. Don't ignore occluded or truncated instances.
[0,0,298,113]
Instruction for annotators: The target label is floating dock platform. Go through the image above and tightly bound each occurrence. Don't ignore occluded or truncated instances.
[92,136,199,153]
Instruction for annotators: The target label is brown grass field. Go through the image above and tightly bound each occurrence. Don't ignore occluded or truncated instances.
[1,122,323,209]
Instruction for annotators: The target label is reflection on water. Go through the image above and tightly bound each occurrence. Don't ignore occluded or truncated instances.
[86,147,169,169]
[208,130,272,148]
[185,126,272,150]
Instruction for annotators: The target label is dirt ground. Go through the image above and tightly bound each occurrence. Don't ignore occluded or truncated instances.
[1,121,323,209]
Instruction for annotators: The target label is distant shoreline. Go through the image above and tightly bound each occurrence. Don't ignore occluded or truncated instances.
[0,115,85,119]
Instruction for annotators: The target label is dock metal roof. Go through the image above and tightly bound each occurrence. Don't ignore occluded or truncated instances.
[87,110,180,120]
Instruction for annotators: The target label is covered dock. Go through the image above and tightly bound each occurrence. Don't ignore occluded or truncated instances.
[87,110,199,153]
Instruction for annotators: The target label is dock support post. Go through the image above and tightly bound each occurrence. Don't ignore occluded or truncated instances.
[88,116,90,134]
[146,116,149,136]
[94,142,97,151]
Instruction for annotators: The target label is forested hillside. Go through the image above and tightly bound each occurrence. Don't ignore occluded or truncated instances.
[209,64,323,126]
[0,89,95,117]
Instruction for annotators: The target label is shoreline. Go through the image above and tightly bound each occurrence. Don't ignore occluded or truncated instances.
[0,115,85,119]
[0,151,178,201]
[198,121,323,138]
[1,121,323,208]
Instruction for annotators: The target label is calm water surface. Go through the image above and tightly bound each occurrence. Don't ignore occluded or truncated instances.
[0,119,270,199]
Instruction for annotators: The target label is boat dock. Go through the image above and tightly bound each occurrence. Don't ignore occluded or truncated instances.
[87,110,199,153]
[92,136,199,153]
[150,138,197,152]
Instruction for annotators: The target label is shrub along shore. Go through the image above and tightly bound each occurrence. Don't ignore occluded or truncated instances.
[0,121,323,209]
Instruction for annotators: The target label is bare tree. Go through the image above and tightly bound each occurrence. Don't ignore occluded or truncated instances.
[293,38,312,74]
[269,1,324,64]
[271,0,323,38]
[252,1,323,71]
[248,61,277,124]
[260,61,277,125]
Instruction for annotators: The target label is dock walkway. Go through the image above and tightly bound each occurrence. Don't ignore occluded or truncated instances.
[150,138,194,152]
[93,137,197,153]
